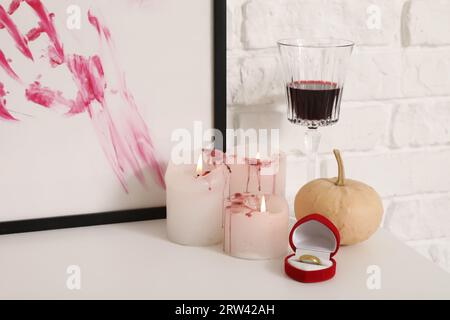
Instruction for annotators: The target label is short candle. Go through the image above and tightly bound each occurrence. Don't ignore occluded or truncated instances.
[224,193,289,260]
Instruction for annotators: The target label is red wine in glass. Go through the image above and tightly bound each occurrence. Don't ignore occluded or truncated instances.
[278,38,354,180]
[286,80,342,128]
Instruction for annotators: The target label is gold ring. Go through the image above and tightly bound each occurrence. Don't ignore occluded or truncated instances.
[299,254,321,265]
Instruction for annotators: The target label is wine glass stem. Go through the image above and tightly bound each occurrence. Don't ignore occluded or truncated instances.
[304,128,321,181]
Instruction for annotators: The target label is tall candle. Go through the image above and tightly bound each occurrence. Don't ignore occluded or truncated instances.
[224,193,289,259]
[227,151,286,197]
[166,149,229,246]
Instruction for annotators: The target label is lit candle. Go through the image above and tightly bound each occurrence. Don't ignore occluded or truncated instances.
[227,150,286,197]
[166,149,230,246]
[224,193,289,259]
[196,153,204,177]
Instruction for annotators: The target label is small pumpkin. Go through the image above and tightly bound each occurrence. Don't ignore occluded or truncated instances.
[295,149,383,245]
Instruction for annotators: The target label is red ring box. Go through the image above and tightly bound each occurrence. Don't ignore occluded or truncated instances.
[285,213,341,283]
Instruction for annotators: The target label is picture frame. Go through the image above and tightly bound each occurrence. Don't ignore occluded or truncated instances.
[0,0,226,235]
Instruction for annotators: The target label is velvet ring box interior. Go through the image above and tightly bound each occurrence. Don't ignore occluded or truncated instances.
[285,213,341,283]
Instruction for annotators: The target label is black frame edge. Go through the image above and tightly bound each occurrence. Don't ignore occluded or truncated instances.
[214,0,227,151]
[0,207,167,235]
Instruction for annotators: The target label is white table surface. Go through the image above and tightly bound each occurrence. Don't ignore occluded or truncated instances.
[0,219,449,300]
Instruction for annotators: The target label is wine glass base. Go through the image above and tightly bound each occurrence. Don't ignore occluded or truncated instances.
[288,118,338,128]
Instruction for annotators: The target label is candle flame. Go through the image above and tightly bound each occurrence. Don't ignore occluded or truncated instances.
[260,195,267,213]
[196,154,203,175]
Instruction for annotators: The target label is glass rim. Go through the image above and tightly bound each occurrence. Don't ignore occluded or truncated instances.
[277,38,355,48]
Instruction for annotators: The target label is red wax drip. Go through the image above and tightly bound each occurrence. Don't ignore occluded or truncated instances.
[244,157,273,194]
[226,193,265,255]
[199,149,230,193]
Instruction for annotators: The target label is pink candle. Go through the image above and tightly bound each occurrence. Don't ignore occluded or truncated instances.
[224,193,289,260]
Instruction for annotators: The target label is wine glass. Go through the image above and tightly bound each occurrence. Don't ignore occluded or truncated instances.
[277,38,354,181]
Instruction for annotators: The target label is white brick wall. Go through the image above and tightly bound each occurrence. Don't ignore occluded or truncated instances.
[404,0,450,46]
[227,0,450,272]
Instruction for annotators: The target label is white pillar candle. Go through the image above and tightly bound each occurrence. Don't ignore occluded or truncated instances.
[224,193,289,259]
[227,152,286,197]
[166,149,230,246]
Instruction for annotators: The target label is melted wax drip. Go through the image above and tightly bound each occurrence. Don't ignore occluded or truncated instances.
[225,192,262,254]
[227,193,262,217]
[0,0,165,191]
[244,157,273,194]
[200,149,232,192]
[200,149,230,230]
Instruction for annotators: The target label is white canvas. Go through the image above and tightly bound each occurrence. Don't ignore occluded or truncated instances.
[0,0,213,221]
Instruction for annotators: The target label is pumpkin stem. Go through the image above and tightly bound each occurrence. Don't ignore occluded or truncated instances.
[333,149,345,186]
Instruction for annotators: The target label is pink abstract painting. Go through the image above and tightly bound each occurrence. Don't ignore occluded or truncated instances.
[0,0,213,221]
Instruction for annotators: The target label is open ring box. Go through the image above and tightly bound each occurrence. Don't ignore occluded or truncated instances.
[285,213,341,283]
